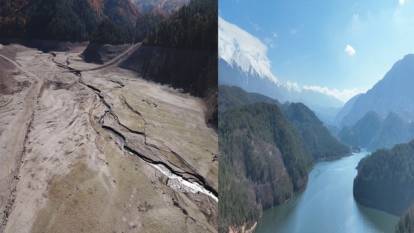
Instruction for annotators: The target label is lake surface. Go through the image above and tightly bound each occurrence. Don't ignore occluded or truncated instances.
[255,152,399,233]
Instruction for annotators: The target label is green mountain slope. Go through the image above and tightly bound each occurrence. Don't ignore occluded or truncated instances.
[354,140,414,216]
[0,0,139,43]
[219,102,312,233]
[220,86,350,160]
[282,103,350,160]
[120,0,217,98]
[218,86,350,233]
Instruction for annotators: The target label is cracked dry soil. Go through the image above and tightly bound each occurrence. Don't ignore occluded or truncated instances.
[0,44,218,233]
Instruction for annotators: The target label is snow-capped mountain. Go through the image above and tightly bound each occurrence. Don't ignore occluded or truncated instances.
[219,17,277,83]
[218,17,343,123]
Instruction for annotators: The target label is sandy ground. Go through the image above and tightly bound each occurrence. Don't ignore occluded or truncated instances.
[0,44,217,233]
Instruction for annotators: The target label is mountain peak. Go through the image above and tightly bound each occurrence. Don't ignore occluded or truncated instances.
[337,53,414,127]
[218,17,278,83]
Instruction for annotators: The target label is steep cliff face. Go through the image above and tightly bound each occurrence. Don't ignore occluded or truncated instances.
[353,140,414,216]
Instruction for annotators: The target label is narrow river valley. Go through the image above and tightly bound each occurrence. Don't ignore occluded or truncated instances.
[255,152,399,233]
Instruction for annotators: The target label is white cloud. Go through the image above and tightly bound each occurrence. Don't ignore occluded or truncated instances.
[218,17,365,104]
[399,0,406,6]
[302,85,363,102]
[345,44,356,56]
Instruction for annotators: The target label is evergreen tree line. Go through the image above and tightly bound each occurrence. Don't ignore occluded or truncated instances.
[144,0,217,50]
[0,0,217,49]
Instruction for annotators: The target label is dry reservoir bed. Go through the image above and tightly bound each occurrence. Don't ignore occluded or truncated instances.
[0,44,218,233]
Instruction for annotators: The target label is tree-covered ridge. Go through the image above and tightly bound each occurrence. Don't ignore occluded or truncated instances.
[133,13,164,42]
[220,85,350,160]
[90,18,132,44]
[0,0,30,38]
[0,0,216,47]
[1,0,99,41]
[219,85,278,113]
[218,86,353,232]
[145,0,217,50]
[354,140,414,215]
[219,102,313,233]
[119,0,217,99]
[282,103,350,160]
[0,0,141,43]
[339,111,382,149]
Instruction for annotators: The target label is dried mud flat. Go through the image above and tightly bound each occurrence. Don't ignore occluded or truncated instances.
[0,44,218,233]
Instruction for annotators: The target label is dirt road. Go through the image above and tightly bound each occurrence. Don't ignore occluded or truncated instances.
[0,44,218,233]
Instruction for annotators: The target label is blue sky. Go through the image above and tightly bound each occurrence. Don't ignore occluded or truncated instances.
[219,0,414,102]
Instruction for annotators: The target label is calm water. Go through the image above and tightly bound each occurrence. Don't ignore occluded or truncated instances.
[255,152,399,233]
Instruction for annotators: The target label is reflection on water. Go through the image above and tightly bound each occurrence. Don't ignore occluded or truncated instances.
[255,152,399,233]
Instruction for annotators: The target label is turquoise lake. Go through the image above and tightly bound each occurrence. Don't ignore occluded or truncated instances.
[255,152,399,233]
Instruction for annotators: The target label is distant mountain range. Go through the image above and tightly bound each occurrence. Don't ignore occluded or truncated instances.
[335,54,414,151]
[218,17,344,124]
[219,85,349,233]
[339,111,414,151]
[336,54,414,127]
